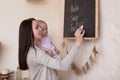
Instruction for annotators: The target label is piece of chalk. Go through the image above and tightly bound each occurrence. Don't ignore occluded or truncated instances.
[80,25,84,29]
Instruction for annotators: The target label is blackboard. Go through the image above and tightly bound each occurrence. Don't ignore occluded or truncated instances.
[64,0,98,40]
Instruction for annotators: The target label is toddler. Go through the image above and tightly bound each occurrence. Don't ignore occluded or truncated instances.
[37,20,61,60]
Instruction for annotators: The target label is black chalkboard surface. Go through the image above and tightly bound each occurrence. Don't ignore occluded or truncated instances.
[64,0,98,40]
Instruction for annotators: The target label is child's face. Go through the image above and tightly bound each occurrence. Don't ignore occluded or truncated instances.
[38,22,48,37]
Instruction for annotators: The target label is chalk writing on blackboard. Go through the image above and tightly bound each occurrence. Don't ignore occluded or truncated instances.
[64,0,98,40]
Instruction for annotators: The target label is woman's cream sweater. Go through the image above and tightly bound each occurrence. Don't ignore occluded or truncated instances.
[27,45,79,80]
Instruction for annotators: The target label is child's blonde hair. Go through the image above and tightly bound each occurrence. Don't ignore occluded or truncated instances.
[37,20,47,27]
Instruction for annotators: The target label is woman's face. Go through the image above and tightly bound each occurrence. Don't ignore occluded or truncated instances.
[32,20,43,40]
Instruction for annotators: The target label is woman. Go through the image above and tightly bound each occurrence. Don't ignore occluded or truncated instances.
[19,18,85,80]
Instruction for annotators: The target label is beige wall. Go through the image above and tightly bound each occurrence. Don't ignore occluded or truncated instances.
[0,0,120,80]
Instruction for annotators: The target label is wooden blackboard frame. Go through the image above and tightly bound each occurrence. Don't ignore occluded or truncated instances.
[63,0,99,40]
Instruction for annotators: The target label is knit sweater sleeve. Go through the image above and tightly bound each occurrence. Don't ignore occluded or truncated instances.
[33,45,79,71]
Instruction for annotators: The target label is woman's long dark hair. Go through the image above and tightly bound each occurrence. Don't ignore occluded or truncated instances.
[19,18,36,70]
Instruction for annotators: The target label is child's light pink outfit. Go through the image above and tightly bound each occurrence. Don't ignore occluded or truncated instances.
[40,35,61,60]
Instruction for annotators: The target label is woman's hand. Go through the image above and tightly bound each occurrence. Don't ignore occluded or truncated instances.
[74,26,85,46]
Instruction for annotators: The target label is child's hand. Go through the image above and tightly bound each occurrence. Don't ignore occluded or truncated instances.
[56,49,61,54]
